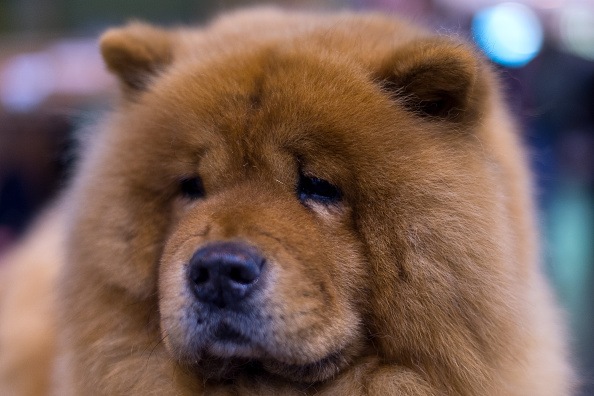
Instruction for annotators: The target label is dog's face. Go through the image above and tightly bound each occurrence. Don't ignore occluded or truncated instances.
[156,53,380,381]
[70,13,505,386]
[120,49,383,382]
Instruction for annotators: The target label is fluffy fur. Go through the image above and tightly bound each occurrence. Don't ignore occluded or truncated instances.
[0,8,573,395]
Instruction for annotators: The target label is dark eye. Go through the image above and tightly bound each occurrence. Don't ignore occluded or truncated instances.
[297,174,341,204]
[180,176,205,199]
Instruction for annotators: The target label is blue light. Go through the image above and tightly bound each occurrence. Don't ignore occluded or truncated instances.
[472,3,544,68]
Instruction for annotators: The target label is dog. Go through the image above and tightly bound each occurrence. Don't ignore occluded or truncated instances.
[0,8,574,395]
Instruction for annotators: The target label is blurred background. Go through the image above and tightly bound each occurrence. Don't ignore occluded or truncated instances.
[0,0,592,393]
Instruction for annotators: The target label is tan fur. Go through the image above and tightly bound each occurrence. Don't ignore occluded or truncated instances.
[0,8,574,395]
[0,209,63,395]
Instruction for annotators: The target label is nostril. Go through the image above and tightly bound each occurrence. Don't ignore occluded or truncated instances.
[228,263,260,285]
[192,267,209,284]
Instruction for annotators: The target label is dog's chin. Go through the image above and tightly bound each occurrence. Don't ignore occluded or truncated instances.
[190,348,351,383]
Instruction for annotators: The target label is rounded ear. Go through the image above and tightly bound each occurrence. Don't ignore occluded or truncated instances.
[100,22,173,94]
[376,38,486,123]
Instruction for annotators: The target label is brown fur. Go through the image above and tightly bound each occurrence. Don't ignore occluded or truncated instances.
[0,8,574,395]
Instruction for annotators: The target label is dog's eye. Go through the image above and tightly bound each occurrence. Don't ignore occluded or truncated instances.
[180,176,205,199]
[298,174,341,204]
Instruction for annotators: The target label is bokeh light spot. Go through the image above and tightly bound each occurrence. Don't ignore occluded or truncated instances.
[472,2,543,68]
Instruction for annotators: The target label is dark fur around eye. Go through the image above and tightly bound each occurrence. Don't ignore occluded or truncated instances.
[180,176,205,199]
[297,174,342,204]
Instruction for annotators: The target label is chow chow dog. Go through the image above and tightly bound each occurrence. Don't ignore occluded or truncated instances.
[0,8,574,395]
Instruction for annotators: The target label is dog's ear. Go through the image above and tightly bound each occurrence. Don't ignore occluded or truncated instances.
[100,22,172,94]
[376,39,485,123]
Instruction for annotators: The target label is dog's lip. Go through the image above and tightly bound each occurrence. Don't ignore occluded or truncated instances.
[193,347,348,383]
[260,347,349,383]
[269,347,345,370]
[201,322,343,368]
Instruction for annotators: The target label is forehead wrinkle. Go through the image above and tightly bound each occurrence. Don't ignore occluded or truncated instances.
[208,47,370,177]
[223,49,294,176]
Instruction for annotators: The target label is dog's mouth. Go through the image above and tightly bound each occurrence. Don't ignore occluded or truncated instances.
[261,348,350,383]
[192,349,348,383]
[189,323,349,383]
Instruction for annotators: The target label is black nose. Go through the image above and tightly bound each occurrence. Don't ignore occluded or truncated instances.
[188,241,265,308]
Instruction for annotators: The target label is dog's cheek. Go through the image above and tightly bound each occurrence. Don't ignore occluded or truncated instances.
[158,229,207,358]
[158,252,185,356]
[68,183,170,300]
[318,211,370,313]
[65,116,183,301]
[332,232,369,306]
[274,223,367,355]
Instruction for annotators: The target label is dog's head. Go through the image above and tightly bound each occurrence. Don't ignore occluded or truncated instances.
[69,11,514,386]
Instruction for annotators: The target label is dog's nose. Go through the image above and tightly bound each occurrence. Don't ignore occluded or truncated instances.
[188,241,265,308]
